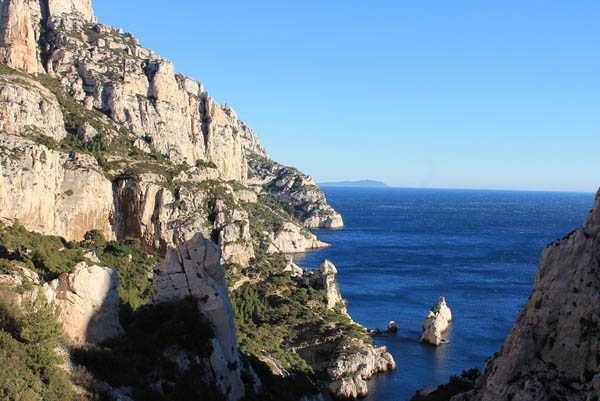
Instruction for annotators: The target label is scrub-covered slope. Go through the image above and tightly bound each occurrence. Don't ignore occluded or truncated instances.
[0,1,399,400]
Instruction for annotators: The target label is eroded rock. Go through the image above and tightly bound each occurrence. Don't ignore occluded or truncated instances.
[463,189,600,401]
[421,296,452,346]
[328,338,396,399]
[0,134,115,242]
[43,262,123,343]
[152,233,244,401]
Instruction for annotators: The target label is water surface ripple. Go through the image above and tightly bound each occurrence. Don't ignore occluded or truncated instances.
[293,187,594,401]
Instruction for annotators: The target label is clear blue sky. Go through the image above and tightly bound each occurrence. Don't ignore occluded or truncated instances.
[94,1,599,193]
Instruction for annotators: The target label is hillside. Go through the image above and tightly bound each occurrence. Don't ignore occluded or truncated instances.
[0,0,394,400]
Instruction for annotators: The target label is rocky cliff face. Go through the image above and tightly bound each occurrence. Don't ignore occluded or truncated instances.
[0,0,365,399]
[0,0,338,260]
[248,155,344,229]
[451,189,600,401]
[0,134,115,242]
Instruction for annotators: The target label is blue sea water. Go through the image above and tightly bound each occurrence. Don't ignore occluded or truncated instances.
[293,187,595,401]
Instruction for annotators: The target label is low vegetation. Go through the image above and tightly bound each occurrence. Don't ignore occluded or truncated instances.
[229,248,368,400]
[410,368,479,401]
[72,297,223,401]
[0,223,160,311]
[0,287,90,401]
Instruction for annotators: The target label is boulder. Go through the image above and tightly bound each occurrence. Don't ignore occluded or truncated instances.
[77,122,99,143]
[387,321,398,333]
[283,259,304,277]
[43,262,124,343]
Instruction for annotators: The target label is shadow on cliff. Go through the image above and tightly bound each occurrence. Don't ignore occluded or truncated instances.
[75,296,225,401]
[241,353,324,401]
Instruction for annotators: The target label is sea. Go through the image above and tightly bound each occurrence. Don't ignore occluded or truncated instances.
[292,187,595,401]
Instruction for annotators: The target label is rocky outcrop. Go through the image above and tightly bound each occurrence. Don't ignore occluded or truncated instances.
[0,0,44,73]
[0,265,41,287]
[47,0,96,23]
[283,258,304,277]
[0,262,123,344]
[266,222,330,254]
[152,233,244,401]
[42,262,123,343]
[421,296,452,346]
[328,338,396,399]
[320,259,344,309]
[0,74,67,141]
[459,189,600,401]
[247,156,343,229]
[0,134,115,242]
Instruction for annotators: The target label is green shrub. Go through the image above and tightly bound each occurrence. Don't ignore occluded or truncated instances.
[0,288,78,401]
[0,221,84,281]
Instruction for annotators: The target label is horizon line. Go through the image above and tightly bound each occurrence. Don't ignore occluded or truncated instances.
[317,183,596,195]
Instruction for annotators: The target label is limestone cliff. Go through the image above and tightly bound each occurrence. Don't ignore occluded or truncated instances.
[0,0,338,260]
[0,0,361,399]
[0,134,115,242]
[450,189,600,401]
[248,155,343,229]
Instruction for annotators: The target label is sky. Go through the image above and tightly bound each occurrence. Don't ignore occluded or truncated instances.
[94,1,599,193]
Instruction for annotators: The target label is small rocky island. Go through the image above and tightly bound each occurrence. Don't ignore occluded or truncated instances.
[421,296,453,346]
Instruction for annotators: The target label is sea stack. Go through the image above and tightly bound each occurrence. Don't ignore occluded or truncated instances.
[421,296,453,346]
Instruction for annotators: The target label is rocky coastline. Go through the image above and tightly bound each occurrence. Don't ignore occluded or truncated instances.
[0,0,391,399]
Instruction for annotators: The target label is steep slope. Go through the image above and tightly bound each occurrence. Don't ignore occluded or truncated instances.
[456,189,600,401]
[0,0,391,400]
[410,189,600,401]
[0,0,338,257]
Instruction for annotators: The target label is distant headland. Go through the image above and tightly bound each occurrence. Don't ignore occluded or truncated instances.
[318,180,390,188]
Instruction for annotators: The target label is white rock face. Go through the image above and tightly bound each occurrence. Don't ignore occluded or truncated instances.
[421,296,452,346]
[319,259,343,309]
[267,222,330,254]
[0,0,44,73]
[0,134,115,242]
[464,189,600,401]
[152,234,244,401]
[437,296,452,321]
[42,262,124,343]
[47,0,96,22]
[0,75,68,141]
[247,157,344,229]
[328,338,396,399]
